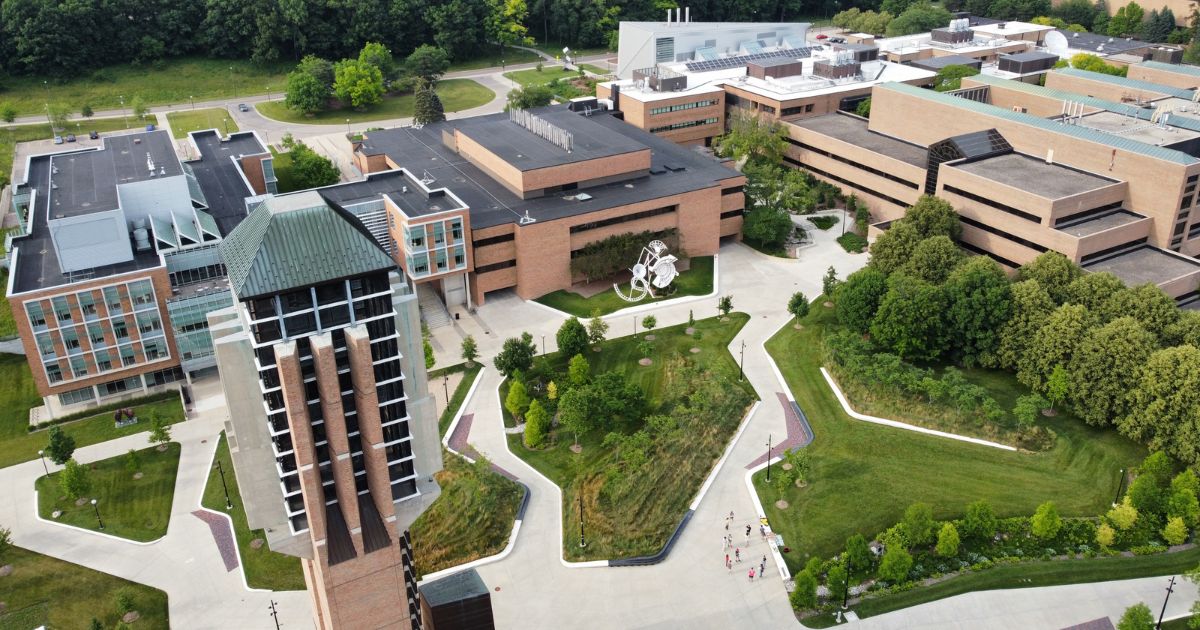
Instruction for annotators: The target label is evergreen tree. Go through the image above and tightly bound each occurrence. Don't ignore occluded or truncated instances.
[413,79,446,125]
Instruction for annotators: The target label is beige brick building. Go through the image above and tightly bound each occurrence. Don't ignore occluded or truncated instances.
[781,66,1200,305]
[351,105,744,306]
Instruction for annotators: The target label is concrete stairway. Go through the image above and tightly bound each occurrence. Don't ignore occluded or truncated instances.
[417,282,453,329]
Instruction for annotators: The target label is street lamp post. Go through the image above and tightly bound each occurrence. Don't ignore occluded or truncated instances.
[216,459,233,510]
[37,450,49,477]
[266,85,271,102]
[190,95,195,110]
[442,374,449,406]
[119,95,127,128]
[43,81,52,130]
[91,498,105,530]
[346,118,351,136]
[541,335,546,355]
[842,562,850,609]
[229,66,236,99]
[223,118,229,134]
[268,600,281,630]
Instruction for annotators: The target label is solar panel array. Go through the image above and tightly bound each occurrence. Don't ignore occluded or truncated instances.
[695,46,719,61]
[741,40,765,54]
[685,47,815,72]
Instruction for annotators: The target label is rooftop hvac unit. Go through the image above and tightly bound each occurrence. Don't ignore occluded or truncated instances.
[133,227,151,252]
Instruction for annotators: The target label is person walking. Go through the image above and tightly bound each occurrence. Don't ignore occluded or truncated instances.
[760,560,766,577]
[722,535,728,551]
[735,548,741,563]
[724,553,729,568]
[748,568,755,582]
[760,524,767,542]
[745,524,752,545]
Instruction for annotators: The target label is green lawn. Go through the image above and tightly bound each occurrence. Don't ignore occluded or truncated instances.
[256,79,493,125]
[581,63,613,76]
[810,215,839,230]
[268,148,304,194]
[447,48,542,72]
[529,41,612,59]
[36,443,181,542]
[165,108,238,139]
[503,67,584,88]
[848,547,1200,623]
[757,306,1146,572]
[410,451,524,577]
[533,256,715,317]
[438,364,483,437]
[1,118,141,187]
[837,232,868,253]
[0,354,188,469]
[0,269,16,338]
[510,313,756,560]
[202,433,305,590]
[0,57,290,117]
[0,545,169,629]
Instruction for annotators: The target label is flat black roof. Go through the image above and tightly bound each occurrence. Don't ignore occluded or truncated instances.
[791,113,929,168]
[11,153,162,294]
[450,107,646,171]
[48,130,180,218]
[912,55,982,70]
[1002,50,1059,62]
[1057,29,1148,54]
[358,107,741,229]
[188,131,265,235]
[314,170,465,217]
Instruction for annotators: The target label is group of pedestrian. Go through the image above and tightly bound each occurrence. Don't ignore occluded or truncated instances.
[723,511,769,581]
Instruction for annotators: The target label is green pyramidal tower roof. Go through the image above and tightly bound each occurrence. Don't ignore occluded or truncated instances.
[220,191,396,300]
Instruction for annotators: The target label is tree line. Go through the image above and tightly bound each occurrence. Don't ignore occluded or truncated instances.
[826,195,1200,463]
[0,0,887,78]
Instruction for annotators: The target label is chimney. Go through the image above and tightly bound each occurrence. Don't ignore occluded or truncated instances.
[666,8,671,22]
[685,6,690,22]
[676,7,681,23]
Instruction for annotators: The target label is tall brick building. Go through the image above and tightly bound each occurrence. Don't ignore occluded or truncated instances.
[208,191,441,629]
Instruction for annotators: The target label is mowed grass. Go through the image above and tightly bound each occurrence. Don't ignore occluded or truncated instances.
[256,79,493,125]
[533,256,715,317]
[0,355,187,469]
[447,48,542,72]
[0,57,290,117]
[756,306,1146,572]
[510,313,755,560]
[166,108,237,139]
[438,364,483,437]
[202,433,305,590]
[0,118,140,187]
[36,443,181,542]
[0,545,169,629]
[0,269,16,337]
[268,148,303,194]
[410,452,524,577]
[503,66,584,88]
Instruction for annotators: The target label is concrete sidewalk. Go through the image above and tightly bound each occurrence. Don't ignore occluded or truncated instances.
[0,375,313,629]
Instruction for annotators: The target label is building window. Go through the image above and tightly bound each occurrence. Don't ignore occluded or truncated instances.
[450,220,463,241]
[46,364,64,383]
[143,338,168,361]
[1183,195,1194,211]
[128,280,154,307]
[70,355,88,378]
[100,376,142,397]
[786,138,921,190]
[26,302,46,329]
[720,209,744,219]
[62,328,81,352]
[943,185,1042,224]
[95,350,113,372]
[453,247,466,267]
[52,296,72,322]
[36,333,55,358]
[722,185,744,196]
[120,345,137,366]
[58,386,95,406]
[103,286,123,314]
[77,292,98,318]
[88,323,106,346]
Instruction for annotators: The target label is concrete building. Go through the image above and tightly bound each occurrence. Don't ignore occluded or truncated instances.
[615,18,812,79]
[1127,60,1200,90]
[350,105,745,306]
[782,68,1200,305]
[209,191,440,629]
[5,129,275,417]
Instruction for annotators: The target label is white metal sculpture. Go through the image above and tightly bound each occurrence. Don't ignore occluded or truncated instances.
[613,240,679,302]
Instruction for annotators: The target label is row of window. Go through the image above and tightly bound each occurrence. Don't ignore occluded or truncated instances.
[786,138,920,191]
[568,205,676,235]
[473,232,515,248]
[649,99,718,115]
[25,279,157,331]
[405,218,464,253]
[649,118,719,134]
[942,185,1042,224]
[475,259,516,274]
[408,244,467,278]
[720,209,744,220]
[958,215,1048,254]
[44,336,169,383]
[55,366,183,407]
[781,104,815,117]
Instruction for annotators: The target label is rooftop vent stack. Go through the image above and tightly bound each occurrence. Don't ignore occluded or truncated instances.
[147,154,155,174]
[133,227,151,252]
[685,6,690,22]
[519,210,536,224]
[676,7,681,23]
[666,7,671,22]
[1046,148,1054,164]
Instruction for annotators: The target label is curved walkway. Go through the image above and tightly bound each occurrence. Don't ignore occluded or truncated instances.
[0,377,314,629]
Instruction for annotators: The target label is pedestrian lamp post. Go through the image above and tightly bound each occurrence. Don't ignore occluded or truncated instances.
[215,458,233,510]
[842,562,850,609]
[119,95,127,127]
[578,494,586,548]
[37,450,49,477]
[229,66,236,100]
[223,118,229,135]
[841,206,848,237]
[1157,575,1177,629]
[633,315,638,336]
[266,85,271,102]
[442,374,449,406]
[268,600,281,630]
[738,339,746,381]
[765,434,772,482]
[43,81,52,129]
[541,335,546,355]
[190,95,195,110]
[346,118,351,136]
[91,498,105,530]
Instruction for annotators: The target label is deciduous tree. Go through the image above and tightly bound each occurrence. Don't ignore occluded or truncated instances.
[504,379,530,421]
[285,70,328,115]
[1108,497,1139,530]
[790,570,818,609]
[333,59,384,109]
[568,353,590,388]
[836,267,888,333]
[1066,271,1126,316]
[994,280,1055,370]
[494,332,536,376]
[587,311,608,348]
[461,335,479,366]
[788,292,810,321]
[45,426,76,465]
[641,315,657,336]
[933,64,980,91]
[900,235,963,284]
[406,45,451,83]
[878,545,913,582]
[1013,393,1049,427]
[1018,252,1082,304]
[1117,602,1154,630]
[868,222,922,276]
[1068,317,1155,426]
[1100,283,1180,343]
[846,534,872,574]
[1096,522,1116,548]
[1121,345,1200,464]
[59,458,91,500]
[902,502,935,546]
[870,274,948,362]
[1164,516,1189,545]
[1017,304,1095,394]
[523,399,549,448]
[557,317,589,360]
[944,256,1013,366]
[963,499,998,541]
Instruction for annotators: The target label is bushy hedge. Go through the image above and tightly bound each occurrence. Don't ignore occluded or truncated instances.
[569,229,681,283]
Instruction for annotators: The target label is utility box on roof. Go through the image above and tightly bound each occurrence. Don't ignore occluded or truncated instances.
[419,569,496,630]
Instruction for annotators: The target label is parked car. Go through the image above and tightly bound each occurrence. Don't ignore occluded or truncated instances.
[145,124,155,131]
[53,135,63,145]
[829,37,846,43]
[89,130,99,140]
[66,134,76,143]
[815,33,829,40]
[238,103,249,112]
